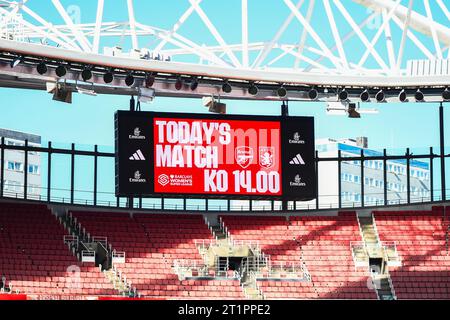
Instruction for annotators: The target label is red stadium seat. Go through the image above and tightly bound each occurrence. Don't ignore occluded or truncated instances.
[0,202,118,299]
[373,209,450,300]
[70,210,245,299]
[2,201,448,300]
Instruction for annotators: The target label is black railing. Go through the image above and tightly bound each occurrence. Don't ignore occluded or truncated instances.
[0,135,449,212]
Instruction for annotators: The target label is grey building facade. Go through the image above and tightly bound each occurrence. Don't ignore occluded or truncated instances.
[0,128,42,199]
[316,138,430,207]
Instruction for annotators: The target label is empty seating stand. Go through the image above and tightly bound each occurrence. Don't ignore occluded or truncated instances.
[0,202,117,299]
[221,213,377,299]
[374,208,450,300]
[71,211,245,299]
[290,214,376,299]
[2,200,449,300]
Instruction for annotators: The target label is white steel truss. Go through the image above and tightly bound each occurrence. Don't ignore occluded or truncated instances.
[0,0,448,90]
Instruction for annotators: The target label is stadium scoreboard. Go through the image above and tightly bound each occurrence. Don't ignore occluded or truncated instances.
[115,111,316,200]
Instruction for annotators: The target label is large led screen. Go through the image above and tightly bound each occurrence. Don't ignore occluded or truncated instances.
[115,111,315,200]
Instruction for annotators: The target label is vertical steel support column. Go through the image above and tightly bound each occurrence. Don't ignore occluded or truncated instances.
[128,197,134,209]
[24,140,28,200]
[406,148,411,204]
[338,150,342,209]
[361,150,365,207]
[439,103,446,201]
[47,142,52,202]
[70,143,75,204]
[281,101,288,211]
[430,147,434,202]
[94,145,98,206]
[383,149,387,206]
[315,150,319,210]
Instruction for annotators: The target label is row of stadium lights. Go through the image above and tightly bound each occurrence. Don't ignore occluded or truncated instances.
[10,56,450,102]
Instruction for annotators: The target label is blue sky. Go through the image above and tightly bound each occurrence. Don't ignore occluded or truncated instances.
[0,87,446,154]
[0,0,449,203]
[1,0,446,151]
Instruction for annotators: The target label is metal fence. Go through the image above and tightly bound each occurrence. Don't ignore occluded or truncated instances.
[0,136,449,212]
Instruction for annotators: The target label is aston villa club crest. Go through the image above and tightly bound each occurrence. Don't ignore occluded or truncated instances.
[235,146,254,169]
[259,147,275,168]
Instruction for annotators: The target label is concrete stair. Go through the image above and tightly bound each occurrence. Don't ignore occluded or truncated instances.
[357,214,397,300]
[240,269,264,300]
[104,269,136,297]
[377,277,395,300]
[211,225,227,240]
[359,216,379,248]
[242,284,264,300]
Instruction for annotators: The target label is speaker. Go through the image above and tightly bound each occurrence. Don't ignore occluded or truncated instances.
[208,102,226,114]
[52,85,72,104]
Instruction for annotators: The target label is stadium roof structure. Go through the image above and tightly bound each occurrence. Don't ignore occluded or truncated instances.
[0,0,449,101]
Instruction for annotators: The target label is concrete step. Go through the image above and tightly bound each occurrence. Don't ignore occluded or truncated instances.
[244,288,263,300]
[354,251,367,256]
[379,290,392,295]
[362,232,377,237]
[104,271,129,293]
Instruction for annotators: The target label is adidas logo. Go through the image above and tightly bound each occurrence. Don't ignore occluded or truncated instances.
[129,149,146,161]
[289,154,305,165]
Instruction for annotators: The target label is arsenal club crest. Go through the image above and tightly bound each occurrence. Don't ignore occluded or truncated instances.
[235,146,254,169]
[259,147,275,169]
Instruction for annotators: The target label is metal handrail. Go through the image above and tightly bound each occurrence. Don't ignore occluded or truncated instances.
[81,250,95,263]
[387,273,397,300]
[356,215,365,244]
[194,238,261,252]
[371,213,383,244]
[112,250,126,265]
[63,235,78,250]
[92,236,108,246]
[0,190,448,212]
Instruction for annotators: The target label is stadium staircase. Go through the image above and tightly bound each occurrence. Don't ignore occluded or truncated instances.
[176,216,312,300]
[178,217,266,299]
[352,214,399,300]
[220,214,379,299]
[60,212,135,297]
[217,216,317,299]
